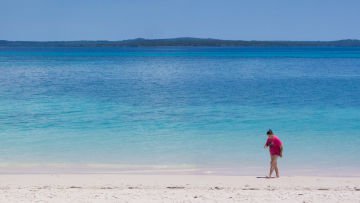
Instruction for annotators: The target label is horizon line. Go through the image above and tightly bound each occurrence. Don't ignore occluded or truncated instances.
[1,37,360,42]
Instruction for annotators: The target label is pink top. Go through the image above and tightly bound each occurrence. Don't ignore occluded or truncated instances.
[266,135,283,156]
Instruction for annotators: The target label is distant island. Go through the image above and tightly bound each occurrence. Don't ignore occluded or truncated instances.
[1,38,360,47]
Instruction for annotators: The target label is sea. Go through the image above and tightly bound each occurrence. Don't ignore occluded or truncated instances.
[0,47,359,176]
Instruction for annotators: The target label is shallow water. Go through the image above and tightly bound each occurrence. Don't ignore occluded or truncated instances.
[0,47,359,175]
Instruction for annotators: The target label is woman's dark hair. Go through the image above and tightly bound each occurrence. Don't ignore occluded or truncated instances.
[267,129,273,135]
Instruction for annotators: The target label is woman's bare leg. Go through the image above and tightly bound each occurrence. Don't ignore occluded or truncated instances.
[273,156,280,177]
[268,156,276,177]
[268,163,273,177]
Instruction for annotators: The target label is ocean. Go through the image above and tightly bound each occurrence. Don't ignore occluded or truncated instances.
[0,47,359,175]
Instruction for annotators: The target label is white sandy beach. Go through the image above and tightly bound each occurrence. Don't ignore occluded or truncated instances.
[0,174,359,202]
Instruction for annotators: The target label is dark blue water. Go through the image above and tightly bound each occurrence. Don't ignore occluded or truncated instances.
[0,47,359,175]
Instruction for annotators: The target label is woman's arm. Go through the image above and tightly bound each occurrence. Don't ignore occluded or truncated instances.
[264,138,270,148]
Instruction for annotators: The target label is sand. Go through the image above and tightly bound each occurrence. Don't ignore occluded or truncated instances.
[0,174,359,202]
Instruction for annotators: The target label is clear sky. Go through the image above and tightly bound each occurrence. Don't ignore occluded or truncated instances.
[1,0,359,41]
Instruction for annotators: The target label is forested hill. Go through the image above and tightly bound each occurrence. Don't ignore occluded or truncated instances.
[1,38,360,47]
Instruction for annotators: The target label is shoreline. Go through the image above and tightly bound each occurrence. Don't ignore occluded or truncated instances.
[0,174,359,202]
[0,163,359,177]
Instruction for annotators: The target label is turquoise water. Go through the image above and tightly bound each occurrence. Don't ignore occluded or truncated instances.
[0,47,359,175]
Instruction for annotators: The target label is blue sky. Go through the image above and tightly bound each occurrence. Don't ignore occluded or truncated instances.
[1,0,359,41]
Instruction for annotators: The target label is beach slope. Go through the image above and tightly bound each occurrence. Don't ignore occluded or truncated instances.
[0,174,359,202]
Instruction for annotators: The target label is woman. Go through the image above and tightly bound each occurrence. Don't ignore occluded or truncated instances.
[264,129,283,178]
